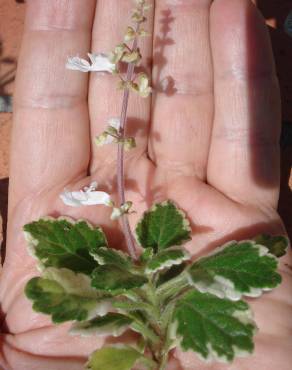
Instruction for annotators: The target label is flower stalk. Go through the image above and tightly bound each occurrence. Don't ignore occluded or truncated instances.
[117,33,140,260]
[116,2,150,260]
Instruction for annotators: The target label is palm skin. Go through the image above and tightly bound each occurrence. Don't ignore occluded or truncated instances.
[0,0,291,369]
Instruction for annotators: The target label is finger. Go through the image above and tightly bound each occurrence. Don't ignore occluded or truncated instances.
[89,0,154,173]
[10,0,96,211]
[149,0,213,179]
[207,0,281,208]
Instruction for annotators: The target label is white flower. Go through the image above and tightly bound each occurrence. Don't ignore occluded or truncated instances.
[95,118,121,146]
[60,182,113,207]
[66,53,116,73]
[129,73,152,98]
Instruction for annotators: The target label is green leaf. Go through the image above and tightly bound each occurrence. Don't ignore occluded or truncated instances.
[70,313,132,337]
[254,234,289,257]
[157,263,187,286]
[188,241,281,300]
[25,268,110,323]
[139,248,154,263]
[24,217,107,274]
[129,319,160,344]
[92,247,132,269]
[113,299,153,314]
[135,201,191,252]
[156,271,190,302]
[91,265,147,294]
[146,247,190,274]
[86,346,144,370]
[174,290,256,362]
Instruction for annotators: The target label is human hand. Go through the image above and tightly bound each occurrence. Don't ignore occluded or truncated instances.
[0,0,291,369]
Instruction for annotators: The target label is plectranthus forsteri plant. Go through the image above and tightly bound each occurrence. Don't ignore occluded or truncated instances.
[24,1,289,369]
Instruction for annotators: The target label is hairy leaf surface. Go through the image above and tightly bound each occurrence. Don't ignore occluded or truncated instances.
[91,265,147,294]
[136,201,191,252]
[24,217,107,274]
[25,268,110,323]
[174,290,256,362]
[70,312,132,337]
[86,346,144,370]
[188,241,281,300]
[146,247,190,273]
[92,247,132,269]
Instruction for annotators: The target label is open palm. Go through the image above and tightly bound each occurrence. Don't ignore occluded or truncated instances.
[0,0,291,369]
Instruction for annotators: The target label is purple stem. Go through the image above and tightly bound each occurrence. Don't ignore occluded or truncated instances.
[117,33,140,260]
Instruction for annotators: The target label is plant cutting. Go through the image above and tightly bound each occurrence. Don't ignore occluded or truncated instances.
[23,1,289,369]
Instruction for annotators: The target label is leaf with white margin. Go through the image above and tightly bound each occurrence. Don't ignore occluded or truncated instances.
[70,313,132,337]
[135,201,191,253]
[86,346,152,370]
[187,240,281,301]
[174,290,256,363]
[24,217,107,275]
[25,268,111,323]
[145,247,190,274]
[254,234,289,258]
[92,247,132,270]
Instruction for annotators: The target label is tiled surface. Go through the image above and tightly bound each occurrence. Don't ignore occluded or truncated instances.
[0,1,291,243]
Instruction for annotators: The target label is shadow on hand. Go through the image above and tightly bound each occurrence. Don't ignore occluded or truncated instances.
[256,1,292,237]
[152,9,177,99]
[241,3,292,241]
[204,220,285,255]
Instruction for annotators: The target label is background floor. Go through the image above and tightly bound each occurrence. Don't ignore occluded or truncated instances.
[0,0,291,253]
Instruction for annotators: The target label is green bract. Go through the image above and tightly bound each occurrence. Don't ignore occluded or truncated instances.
[24,201,286,369]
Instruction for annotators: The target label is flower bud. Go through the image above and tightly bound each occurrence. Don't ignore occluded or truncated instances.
[131,11,146,23]
[109,43,127,64]
[138,29,150,37]
[124,26,136,42]
[106,126,119,136]
[121,49,142,64]
[134,73,152,98]
[123,137,136,151]
[95,132,108,146]
[111,201,133,220]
